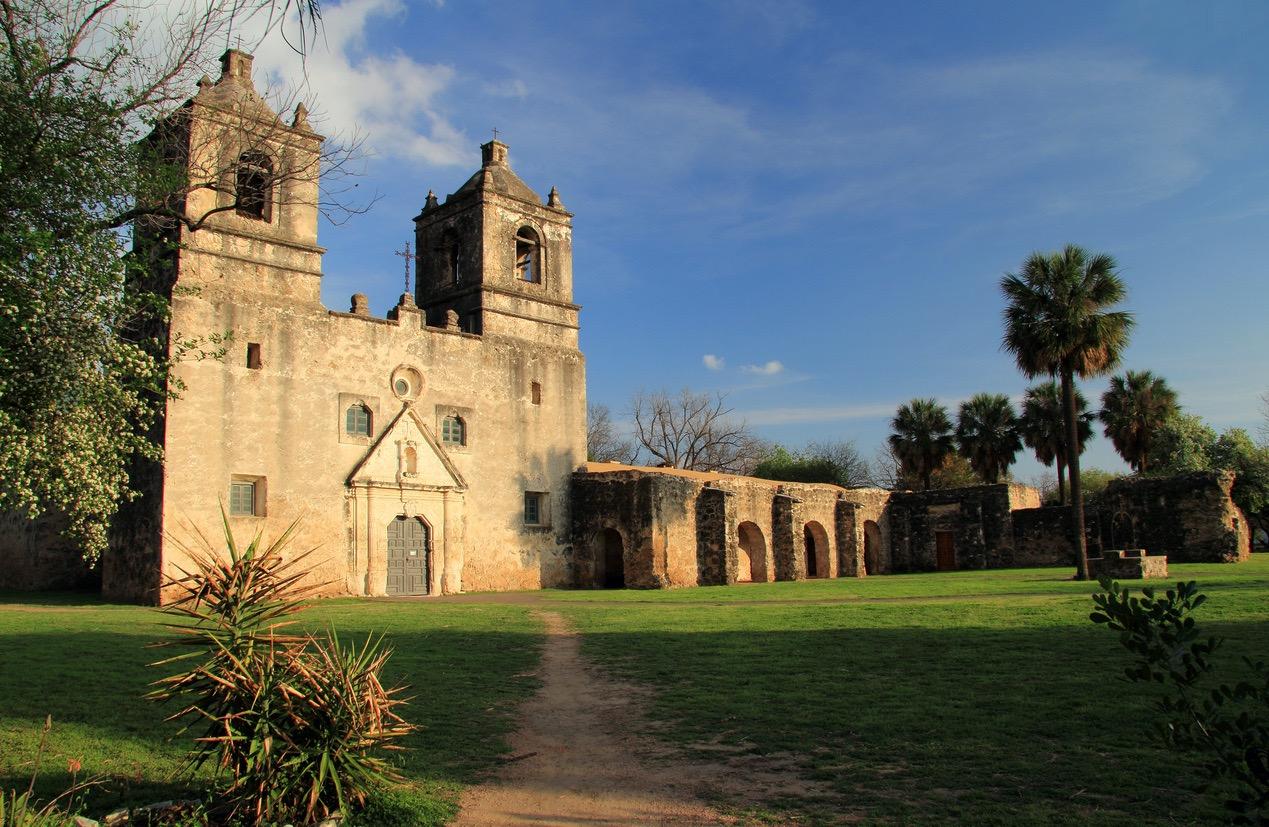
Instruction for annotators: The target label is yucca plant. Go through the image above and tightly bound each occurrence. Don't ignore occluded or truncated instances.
[150,510,414,825]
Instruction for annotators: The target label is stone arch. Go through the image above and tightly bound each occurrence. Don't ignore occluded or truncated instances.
[804,520,830,579]
[1111,511,1135,550]
[863,520,882,576]
[737,521,767,583]
[593,527,625,589]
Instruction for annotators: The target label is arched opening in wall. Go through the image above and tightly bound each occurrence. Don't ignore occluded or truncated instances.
[737,521,767,582]
[594,528,625,589]
[863,520,882,575]
[386,516,429,596]
[235,151,273,220]
[804,521,830,578]
[515,226,541,283]
[1112,511,1134,550]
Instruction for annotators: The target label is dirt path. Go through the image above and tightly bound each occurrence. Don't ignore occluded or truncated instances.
[452,611,737,826]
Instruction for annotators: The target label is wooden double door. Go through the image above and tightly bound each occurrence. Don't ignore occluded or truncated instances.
[386,516,429,595]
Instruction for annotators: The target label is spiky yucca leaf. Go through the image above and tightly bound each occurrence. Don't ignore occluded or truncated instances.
[150,509,415,825]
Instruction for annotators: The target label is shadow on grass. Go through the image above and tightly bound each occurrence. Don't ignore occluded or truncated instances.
[0,618,541,817]
[564,616,1269,825]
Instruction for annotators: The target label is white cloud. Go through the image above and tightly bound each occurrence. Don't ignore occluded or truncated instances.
[741,360,784,376]
[246,0,469,166]
[702,354,725,371]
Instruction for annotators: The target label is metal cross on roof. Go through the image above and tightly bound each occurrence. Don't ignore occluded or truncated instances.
[492,127,501,141]
[395,242,417,295]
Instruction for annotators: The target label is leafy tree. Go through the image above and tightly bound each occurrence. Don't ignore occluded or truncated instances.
[1019,381,1094,505]
[752,440,870,488]
[1073,467,1123,503]
[1149,414,1269,543]
[955,393,1022,484]
[1149,412,1218,472]
[1091,579,1269,821]
[888,398,955,491]
[1100,370,1179,473]
[0,0,334,562]
[629,388,766,473]
[1001,244,1134,579]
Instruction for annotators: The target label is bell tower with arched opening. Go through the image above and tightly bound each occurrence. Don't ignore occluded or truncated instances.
[413,140,577,345]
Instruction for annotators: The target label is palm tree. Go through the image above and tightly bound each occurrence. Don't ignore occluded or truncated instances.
[889,398,955,491]
[955,393,1023,484]
[1019,381,1094,503]
[1001,245,1134,579]
[1100,370,1178,473]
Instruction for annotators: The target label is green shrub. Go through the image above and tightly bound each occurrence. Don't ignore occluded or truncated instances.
[1091,578,1269,822]
[150,512,414,825]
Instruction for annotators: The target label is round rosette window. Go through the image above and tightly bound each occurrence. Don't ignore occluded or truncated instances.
[391,366,424,400]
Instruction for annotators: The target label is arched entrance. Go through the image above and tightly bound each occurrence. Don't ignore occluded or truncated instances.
[386,516,429,595]
[737,521,767,582]
[595,528,625,589]
[804,521,830,578]
[863,520,882,576]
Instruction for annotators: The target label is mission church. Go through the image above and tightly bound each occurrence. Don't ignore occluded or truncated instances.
[0,51,1250,602]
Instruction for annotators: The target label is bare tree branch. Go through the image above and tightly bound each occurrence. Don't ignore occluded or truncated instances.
[629,389,765,474]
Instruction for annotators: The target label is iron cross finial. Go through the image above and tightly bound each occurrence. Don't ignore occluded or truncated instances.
[492,127,501,142]
[395,242,417,295]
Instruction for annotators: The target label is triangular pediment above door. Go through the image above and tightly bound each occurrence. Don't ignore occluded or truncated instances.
[346,404,467,491]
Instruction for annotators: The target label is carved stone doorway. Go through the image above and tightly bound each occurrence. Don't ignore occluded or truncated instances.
[387,516,429,595]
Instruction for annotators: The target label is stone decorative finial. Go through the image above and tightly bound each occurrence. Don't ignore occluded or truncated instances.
[292,102,310,131]
[547,186,564,209]
[446,309,461,331]
[350,293,370,316]
[220,49,254,82]
[196,74,213,92]
[481,140,509,167]
[423,190,439,211]
[398,292,416,308]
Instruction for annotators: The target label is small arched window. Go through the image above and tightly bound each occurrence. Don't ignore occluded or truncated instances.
[444,231,462,285]
[236,151,273,220]
[345,404,372,437]
[515,226,540,283]
[441,415,465,446]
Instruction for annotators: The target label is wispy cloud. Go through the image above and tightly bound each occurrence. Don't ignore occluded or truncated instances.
[741,360,784,376]
[249,0,469,166]
[702,354,725,371]
[738,402,897,427]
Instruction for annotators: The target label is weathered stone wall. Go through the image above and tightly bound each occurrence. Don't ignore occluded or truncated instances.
[1089,549,1169,580]
[1011,506,1076,568]
[889,484,1031,572]
[694,486,735,585]
[0,512,94,591]
[1100,471,1249,563]
[571,465,893,587]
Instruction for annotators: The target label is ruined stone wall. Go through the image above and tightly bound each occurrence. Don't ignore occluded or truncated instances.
[0,512,94,591]
[1100,471,1249,563]
[1011,506,1076,568]
[889,484,1029,572]
[694,486,735,585]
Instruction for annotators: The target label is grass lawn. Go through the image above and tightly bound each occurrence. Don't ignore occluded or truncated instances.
[0,594,543,823]
[3,559,1268,825]
[556,558,1269,825]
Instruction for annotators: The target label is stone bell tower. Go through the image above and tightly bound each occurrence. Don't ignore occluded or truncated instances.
[413,140,578,345]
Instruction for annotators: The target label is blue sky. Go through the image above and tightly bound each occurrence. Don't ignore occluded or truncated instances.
[245,0,1268,484]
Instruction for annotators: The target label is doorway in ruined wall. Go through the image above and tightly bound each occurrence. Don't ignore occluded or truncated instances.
[594,528,625,589]
[737,521,767,582]
[863,520,882,575]
[935,530,956,571]
[386,516,429,595]
[804,521,830,578]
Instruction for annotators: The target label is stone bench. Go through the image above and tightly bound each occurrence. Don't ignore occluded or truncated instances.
[1089,548,1168,580]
